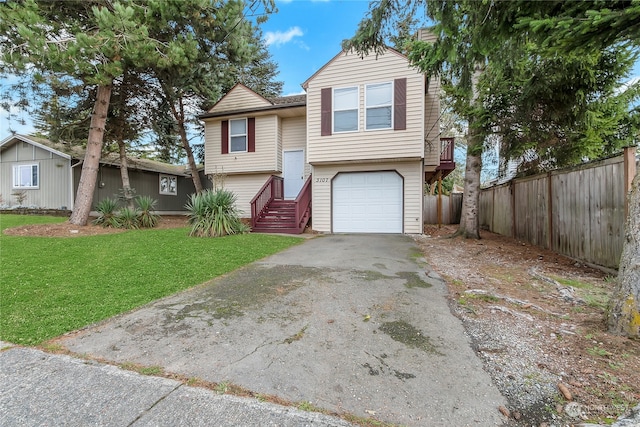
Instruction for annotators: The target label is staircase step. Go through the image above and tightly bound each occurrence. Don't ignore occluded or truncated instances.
[252,197,309,234]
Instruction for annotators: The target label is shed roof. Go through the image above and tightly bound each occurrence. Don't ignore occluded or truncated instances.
[1,134,193,176]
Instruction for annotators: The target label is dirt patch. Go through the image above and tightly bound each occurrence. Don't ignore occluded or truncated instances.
[416,225,640,426]
[3,215,189,237]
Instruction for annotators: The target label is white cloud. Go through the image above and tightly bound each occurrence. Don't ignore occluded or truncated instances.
[265,26,304,47]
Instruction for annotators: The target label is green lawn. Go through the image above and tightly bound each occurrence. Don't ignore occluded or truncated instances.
[0,214,302,345]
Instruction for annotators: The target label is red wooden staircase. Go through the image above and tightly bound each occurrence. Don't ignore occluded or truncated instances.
[251,175,311,234]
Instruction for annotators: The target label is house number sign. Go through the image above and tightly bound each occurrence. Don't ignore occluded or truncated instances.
[315,177,329,183]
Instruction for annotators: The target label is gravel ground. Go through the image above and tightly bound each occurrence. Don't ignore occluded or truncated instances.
[414,226,640,427]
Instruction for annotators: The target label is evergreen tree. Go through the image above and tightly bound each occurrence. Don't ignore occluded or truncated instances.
[0,0,276,223]
[345,0,640,337]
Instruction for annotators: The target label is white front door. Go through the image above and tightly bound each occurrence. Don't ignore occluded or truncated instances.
[283,150,305,199]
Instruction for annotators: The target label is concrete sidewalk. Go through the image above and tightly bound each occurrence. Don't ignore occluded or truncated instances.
[0,344,353,426]
[2,234,508,426]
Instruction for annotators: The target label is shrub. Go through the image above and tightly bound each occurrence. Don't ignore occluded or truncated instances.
[118,206,140,229]
[136,196,159,228]
[185,189,249,237]
[93,198,121,228]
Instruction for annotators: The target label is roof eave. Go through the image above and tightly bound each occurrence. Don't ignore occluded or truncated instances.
[198,102,307,120]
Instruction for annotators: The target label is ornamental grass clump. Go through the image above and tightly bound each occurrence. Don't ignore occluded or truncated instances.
[93,195,159,229]
[185,189,249,237]
[118,206,140,229]
[136,195,160,228]
[93,198,121,228]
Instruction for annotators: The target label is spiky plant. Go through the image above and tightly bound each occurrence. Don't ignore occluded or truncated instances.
[117,206,140,229]
[185,189,247,237]
[136,196,159,228]
[93,198,121,228]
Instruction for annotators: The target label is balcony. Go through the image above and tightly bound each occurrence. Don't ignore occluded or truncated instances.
[425,137,456,184]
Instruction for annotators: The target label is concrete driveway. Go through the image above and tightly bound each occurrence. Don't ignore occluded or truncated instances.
[57,234,507,426]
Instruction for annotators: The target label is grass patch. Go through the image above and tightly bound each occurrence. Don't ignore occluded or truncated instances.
[0,214,302,345]
[458,292,500,305]
[549,275,611,310]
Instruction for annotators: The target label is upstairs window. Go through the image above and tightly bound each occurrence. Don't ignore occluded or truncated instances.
[229,118,248,152]
[365,82,392,130]
[333,86,358,133]
[13,164,39,189]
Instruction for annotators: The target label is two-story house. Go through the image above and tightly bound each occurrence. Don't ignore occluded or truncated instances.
[200,32,452,234]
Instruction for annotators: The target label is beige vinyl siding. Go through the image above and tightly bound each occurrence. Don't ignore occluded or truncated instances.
[208,85,271,114]
[276,116,283,172]
[424,76,441,168]
[310,160,423,234]
[0,142,72,209]
[217,173,275,217]
[204,115,278,175]
[282,116,311,177]
[306,51,424,164]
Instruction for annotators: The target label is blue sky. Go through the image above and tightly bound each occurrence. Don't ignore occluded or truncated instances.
[1,0,639,141]
[260,0,372,95]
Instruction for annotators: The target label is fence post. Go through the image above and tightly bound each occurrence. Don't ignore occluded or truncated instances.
[510,180,516,238]
[624,146,637,216]
[547,172,553,250]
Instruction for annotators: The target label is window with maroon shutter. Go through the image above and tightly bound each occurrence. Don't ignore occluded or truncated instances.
[365,82,392,130]
[229,118,248,152]
[221,120,229,154]
[321,88,332,136]
[394,78,406,131]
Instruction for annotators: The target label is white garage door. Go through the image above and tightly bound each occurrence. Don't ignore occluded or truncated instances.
[332,171,403,233]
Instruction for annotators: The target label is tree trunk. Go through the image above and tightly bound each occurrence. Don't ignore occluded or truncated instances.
[117,138,135,209]
[608,172,640,338]
[455,136,482,239]
[69,83,112,225]
[164,88,203,193]
[453,64,483,239]
[177,121,203,193]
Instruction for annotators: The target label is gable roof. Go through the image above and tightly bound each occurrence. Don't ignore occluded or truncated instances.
[198,88,306,120]
[0,134,73,160]
[1,134,192,176]
[207,83,273,114]
[301,47,410,89]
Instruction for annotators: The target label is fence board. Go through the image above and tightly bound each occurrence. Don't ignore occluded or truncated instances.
[424,193,462,224]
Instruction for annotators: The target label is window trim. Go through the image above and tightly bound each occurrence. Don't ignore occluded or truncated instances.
[229,118,248,153]
[365,81,393,131]
[159,174,177,196]
[332,86,359,134]
[12,163,40,189]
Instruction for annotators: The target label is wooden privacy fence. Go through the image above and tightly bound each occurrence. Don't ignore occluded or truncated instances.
[424,193,463,224]
[479,147,636,269]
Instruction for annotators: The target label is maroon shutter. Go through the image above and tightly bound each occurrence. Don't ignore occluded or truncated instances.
[221,120,229,154]
[247,117,255,152]
[321,87,332,136]
[394,78,406,130]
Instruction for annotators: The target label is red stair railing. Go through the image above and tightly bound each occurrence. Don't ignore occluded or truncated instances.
[293,175,312,233]
[250,176,283,228]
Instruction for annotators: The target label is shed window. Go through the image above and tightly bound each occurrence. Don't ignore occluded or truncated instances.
[365,82,392,130]
[159,174,177,195]
[229,118,248,152]
[333,86,358,133]
[13,164,39,189]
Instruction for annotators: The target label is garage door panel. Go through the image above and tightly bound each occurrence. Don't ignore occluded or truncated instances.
[333,172,403,233]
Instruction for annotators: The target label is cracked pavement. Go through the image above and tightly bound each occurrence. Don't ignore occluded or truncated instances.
[54,234,507,426]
